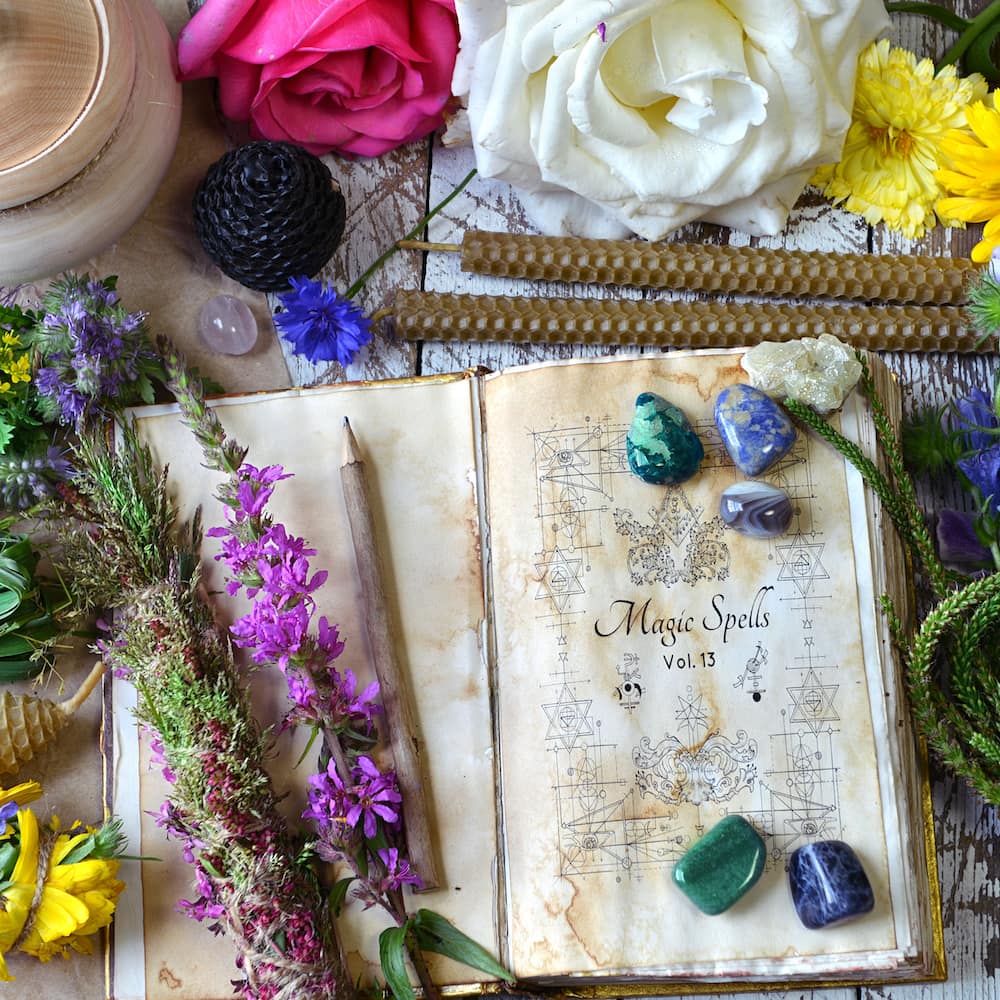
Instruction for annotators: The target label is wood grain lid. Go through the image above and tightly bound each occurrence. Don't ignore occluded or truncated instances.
[0,0,135,209]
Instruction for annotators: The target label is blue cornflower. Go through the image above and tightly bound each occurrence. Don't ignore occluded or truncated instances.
[950,386,1000,453]
[273,276,372,367]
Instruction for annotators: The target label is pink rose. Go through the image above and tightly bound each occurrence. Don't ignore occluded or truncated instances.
[177,0,459,158]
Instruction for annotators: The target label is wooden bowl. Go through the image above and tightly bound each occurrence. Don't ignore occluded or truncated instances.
[0,0,182,283]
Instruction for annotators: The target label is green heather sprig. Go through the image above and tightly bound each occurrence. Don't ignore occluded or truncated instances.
[47,421,349,1000]
[786,352,1000,805]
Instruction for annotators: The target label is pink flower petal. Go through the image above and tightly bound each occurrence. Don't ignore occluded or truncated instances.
[177,0,260,77]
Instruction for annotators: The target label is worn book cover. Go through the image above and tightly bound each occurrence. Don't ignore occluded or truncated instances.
[108,350,942,998]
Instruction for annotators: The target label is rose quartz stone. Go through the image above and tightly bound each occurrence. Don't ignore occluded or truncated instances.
[197,294,258,355]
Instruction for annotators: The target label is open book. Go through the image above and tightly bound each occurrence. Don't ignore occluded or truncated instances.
[109,349,943,998]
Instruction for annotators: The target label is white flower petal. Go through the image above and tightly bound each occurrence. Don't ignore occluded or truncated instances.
[454,0,889,238]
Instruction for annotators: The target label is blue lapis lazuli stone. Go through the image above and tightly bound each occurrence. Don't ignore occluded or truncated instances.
[788,840,875,929]
[714,384,796,477]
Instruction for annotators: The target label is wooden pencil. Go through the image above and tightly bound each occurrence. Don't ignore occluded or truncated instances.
[340,417,441,891]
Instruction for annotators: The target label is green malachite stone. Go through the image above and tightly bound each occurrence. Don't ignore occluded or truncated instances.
[626,391,704,485]
[672,815,766,915]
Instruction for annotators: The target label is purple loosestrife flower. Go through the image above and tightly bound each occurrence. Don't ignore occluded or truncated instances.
[274,276,372,367]
[304,760,357,841]
[353,849,423,909]
[347,756,402,839]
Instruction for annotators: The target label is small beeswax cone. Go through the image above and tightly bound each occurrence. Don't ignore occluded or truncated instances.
[458,232,977,306]
[0,660,105,774]
[392,291,984,353]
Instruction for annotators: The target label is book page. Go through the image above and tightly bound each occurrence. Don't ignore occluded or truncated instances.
[112,376,499,997]
[481,351,903,980]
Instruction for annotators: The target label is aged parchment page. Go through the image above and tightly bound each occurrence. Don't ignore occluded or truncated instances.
[481,351,903,980]
[114,376,498,997]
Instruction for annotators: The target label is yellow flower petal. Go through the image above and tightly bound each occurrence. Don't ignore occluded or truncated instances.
[0,783,43,810]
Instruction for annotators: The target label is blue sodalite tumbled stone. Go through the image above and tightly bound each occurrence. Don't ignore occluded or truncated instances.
[672,815,766,915]
[788,840,875,929]
[715,384,796,476]
[719,481,793,538]
[626,392,704,485]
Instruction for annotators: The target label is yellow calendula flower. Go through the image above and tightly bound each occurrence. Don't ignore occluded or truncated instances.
[936,91,1000,263]
[813,39,988,239]
[0,809,125,981]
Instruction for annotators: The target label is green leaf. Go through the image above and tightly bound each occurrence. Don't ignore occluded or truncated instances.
[293,724,321,769]
[412,909,515,983]
[328,876,354,917]
[0,560,29,596]
[58,833,96,865]
[0,657,44,682]
[0,420,15,455]
[0,842,18,882]
[0,591,22,619]
[379,923,415,1000]
[0,634,34,657]
[965,22,1000,82]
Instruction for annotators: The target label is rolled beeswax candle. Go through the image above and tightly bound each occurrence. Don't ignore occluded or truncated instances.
[392,291,983,353]
[456,232,977,305]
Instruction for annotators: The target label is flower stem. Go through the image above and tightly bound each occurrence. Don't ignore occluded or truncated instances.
[345,169,478,301]
[936,1,1000,75]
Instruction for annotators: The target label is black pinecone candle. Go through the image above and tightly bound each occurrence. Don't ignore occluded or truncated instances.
[193,141,347,293]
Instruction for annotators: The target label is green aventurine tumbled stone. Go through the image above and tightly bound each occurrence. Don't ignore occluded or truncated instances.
[626,391,704,485]
[672,815,766,915]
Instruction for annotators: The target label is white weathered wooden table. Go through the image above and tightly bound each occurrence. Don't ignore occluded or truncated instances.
[14,1,998,997]
[282,6,998,1000]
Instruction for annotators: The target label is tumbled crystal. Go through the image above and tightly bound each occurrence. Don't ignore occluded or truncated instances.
[715,384,796,477]
[672,815,766,915]
[788,840,875,929]
[741,334,862,414]
[197,294,259,355]
[626,392,704,485]
[720,481,793,537]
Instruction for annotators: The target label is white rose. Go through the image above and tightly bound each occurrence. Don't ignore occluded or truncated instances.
[453,0,888,239]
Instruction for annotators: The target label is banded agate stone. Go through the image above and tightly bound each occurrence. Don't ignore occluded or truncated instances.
[788,840,875,929]
[626,392,704,485]
[719,481,793,537]
[672,815,766,915]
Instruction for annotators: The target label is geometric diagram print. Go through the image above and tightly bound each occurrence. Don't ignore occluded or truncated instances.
[531,414,842,877]
[742,642,843,869]
[543,671,689,878]
[530,415,724,621]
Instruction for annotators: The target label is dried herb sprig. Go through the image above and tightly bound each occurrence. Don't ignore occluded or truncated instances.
[786,355,1000,804]
[47,422,350,1000]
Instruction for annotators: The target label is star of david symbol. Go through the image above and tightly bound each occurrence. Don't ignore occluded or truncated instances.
[542,685,594,749]
[787,669,839,733]
[536,547,585,612]
[776,539,829,597]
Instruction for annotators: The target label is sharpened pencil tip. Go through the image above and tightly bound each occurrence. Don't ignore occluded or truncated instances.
[341,415,360,466]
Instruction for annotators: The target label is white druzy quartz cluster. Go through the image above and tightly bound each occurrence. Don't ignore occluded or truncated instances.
[741,334,864,414]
